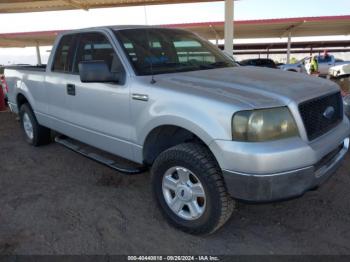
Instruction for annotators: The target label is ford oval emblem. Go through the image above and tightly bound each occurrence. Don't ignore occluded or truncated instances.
[323,106,335,120]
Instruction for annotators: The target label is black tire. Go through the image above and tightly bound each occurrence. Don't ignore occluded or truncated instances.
[19,103,51,146]
[151,142,235,235]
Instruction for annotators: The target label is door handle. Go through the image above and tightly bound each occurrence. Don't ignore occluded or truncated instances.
[132,93,149,101]
[67,84,76,96]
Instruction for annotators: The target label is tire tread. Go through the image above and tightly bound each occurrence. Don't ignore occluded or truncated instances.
[152,142,235,235]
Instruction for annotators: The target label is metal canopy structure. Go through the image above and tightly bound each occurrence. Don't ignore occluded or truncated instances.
[165,15,350,63]
[0,0,235,62]
[222,40,350,55]
[0,1,349,63]
[1,30,349,53]
[1,15,349,48]
[0,0,222,13]
[228,40,350,51]
[164,15,350,39]
[0,30,60,47]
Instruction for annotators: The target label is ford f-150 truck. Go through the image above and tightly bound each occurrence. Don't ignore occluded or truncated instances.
[5,26,350,235]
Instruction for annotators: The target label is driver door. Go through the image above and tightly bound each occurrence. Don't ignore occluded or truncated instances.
[66,31,133,160]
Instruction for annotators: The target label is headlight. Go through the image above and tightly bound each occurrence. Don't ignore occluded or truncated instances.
[232,107,299,142]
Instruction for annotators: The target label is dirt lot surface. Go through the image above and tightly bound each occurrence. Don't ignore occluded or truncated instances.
[332,77,350,94]
[0,111,350,255]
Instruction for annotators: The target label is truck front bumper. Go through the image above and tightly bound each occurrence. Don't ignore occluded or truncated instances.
[223,137,348,202]
[210,119,350,202]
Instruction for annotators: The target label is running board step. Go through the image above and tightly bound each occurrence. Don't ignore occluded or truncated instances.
[55,136,147,175]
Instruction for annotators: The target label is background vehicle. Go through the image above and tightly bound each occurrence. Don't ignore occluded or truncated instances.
[280,55,349,76]
[311,54,337,76]
[4,26,350,235]
[305,55,349,76]
[279,58,307,73]
[0,74,8,105]
[239,58,277,68]
[329,64,350,78]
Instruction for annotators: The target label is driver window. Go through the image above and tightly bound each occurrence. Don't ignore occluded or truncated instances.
[74,32,124,75]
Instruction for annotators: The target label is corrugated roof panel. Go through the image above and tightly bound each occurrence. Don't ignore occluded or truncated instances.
[0,16,349,47]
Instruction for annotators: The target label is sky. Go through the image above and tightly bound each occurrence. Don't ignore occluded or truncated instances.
[0,0,349,64]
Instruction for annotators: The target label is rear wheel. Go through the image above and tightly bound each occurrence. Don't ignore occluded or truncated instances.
[151,143,235,235]
[19,104,51,146]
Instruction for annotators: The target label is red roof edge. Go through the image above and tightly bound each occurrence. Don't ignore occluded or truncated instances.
[0,29,66,37]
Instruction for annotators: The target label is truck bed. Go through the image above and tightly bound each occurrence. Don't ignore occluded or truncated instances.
[4,65,47,114]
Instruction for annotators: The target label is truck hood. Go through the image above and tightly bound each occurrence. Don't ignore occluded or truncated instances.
[154,66,339,108]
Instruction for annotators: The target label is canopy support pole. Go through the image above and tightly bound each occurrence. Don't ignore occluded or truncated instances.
[224,0,234,57]
[209,25,220,47]
[35,42,42,66]
[287,31,292,64]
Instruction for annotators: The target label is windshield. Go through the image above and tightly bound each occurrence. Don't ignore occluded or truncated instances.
[114,28,236,76]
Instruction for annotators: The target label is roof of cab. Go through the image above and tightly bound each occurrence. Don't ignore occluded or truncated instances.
[56,25,187,36]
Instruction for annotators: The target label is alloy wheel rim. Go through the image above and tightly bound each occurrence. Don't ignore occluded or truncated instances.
[23,113,34,140]
[162,166,206,220]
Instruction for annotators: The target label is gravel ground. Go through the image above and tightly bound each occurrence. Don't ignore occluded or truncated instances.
[0,111,350,255]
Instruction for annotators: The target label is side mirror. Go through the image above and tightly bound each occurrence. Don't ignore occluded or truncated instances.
[78,61,122,84]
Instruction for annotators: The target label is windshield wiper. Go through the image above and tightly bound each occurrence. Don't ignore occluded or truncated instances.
[141,62,181,68]
[198,61,231,70]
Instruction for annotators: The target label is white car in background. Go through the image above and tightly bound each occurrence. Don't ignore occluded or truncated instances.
[329,63,350,78]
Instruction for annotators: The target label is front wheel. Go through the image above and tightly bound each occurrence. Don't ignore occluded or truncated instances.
[151,143,235,235]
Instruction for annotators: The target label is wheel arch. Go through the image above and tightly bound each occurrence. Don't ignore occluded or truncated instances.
[17,93,29,109]
[16,92,35,112]
[142,124,216,166]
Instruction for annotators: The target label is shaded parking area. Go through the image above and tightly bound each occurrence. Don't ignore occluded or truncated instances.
[0,111,350,255]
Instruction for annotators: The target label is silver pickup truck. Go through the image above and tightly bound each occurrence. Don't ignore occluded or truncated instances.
[5,26,350,235]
